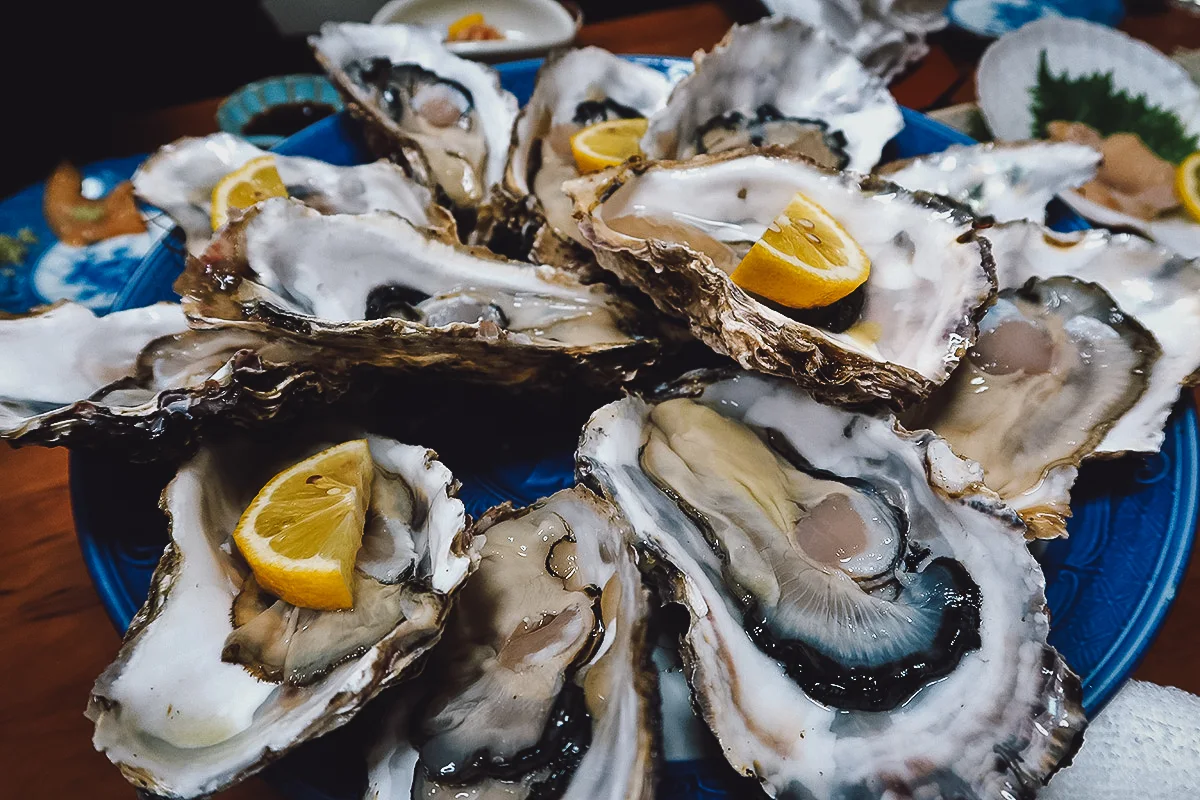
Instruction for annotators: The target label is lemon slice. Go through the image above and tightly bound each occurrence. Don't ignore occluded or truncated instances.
[448,12,485,38]
[211,155,288,231]
[1177,152,1200,223]
[570,118,648,174]
[232,440,374,611]
[730,192,870,310]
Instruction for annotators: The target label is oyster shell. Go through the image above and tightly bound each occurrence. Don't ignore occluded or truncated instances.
[641,18,903,171]
[0,302,344,457]
[987,221,1200,455]
[88,434,473,799]
[566,150,994,407]
[577,370,1085,798]
[905,276,1160,538]
[133,133,455,255]
[311,22,518,210]
[176,198,657,387]
[879,141,1102,223]
[366,486,656,800]
[473,47,675,269]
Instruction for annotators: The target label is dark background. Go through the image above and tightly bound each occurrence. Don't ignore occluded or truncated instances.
[1,0,721,197]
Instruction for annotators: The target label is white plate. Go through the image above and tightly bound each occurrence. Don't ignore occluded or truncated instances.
[371,0,581,62]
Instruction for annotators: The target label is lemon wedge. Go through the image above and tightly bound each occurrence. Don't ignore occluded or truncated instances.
[730,192,870,310]
[570,118,648,174]
[211,155,288,231]
[1177,152,1200,223]
[232,440,374,611]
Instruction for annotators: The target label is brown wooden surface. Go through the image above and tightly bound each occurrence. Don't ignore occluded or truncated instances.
[1,3,1199,798]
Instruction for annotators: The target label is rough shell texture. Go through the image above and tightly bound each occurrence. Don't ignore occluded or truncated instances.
[176,199,660,388]
[577,370,1085,799]
[88,435,473,799]
[986,221,1200,455]
[133,133,455,255]
[567,150,995,408]
[0,302,350,459]
[641,18,903,171]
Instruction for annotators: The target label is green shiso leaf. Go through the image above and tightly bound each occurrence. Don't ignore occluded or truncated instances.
[1029,50,1199,164]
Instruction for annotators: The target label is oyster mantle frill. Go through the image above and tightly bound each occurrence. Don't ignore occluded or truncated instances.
[577,370,1085,798]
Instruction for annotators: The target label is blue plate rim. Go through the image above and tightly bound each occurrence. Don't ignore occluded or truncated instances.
[73,54,1198,733]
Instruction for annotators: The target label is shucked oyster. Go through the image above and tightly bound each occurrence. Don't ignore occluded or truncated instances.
[89,434,473,799]
[133,132,455,255]
[0,302,342,457]
[879,141,1102,223]
[473,47,675,268]
[367,487,656,800]
[176,198,656,387]
[906,277,1160,538]
[987,221,1200,455]
[311,22,518,209]
[578,370,1085,798]
[641,18,903,171]
[567,150,994,407]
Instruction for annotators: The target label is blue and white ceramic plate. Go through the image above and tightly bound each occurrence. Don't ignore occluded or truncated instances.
[0,156,169,314]
[947,0,1124,39]
[70,56,1199,800]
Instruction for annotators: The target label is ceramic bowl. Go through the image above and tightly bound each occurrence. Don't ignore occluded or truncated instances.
[370,0,581,62]
[216,74,344,148]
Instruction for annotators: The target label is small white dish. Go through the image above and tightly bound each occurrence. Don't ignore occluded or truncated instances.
[371,0,581,62]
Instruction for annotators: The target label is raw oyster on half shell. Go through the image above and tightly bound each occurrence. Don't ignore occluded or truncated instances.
[311,22,518,210]
[567,150,994,407]
[987,221,1200,455]
[577,370,1085,799]
[133,132,455,255]
[641,18,903,171]
[473,47,676,269]
[367,486,656,800]
[0,302,345,457]
[905,276,1160,538]
[176,198,657,387]
[879,141,1102,223]
[88,434,473,799]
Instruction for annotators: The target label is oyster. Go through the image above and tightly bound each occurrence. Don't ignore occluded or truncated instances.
[577,370,1086,798]
[986,221,1200,455]
[176,198,657,387]
[133,133,454,255]
[879,141,1102,222]
[366,486,656,800]
[0,302,354,457]
[88,434,473,799]
[473,47,675,268]
[311,22,518,210]
[566,150,994,407]
[905,277,1160,538]
[641,18,903,171]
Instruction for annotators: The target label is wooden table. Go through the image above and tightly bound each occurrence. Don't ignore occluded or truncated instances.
[2,4,1199,798]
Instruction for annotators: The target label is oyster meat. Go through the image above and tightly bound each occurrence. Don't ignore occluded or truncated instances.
[987,221,1200,455]
[879,141,1102,223]
[905,277,1160,538]
[567,150,994,407]
[177,198,656,386]
[0,301,353,457]
[88,434,473,798]
[133,132,454,254]
[641,18,903,171]
[366,487,655,800]
[311,22,518,209]
[474,47,675,268]
[577,370,1085,798]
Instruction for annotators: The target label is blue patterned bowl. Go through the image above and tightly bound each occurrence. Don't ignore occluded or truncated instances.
[72,56,1198,800]
[216,74,344,149]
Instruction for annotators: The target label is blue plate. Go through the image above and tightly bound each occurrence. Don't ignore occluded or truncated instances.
[947,0,1124,39]
[71,56,1198,799]
[0,155,169,314]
